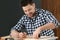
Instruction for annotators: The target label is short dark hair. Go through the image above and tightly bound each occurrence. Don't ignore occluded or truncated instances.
[20,0,34,7]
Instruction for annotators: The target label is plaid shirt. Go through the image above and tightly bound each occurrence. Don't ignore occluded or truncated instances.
[11,9,59,36]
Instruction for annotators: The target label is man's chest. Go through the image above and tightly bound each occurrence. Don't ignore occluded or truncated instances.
[23,16,47,29]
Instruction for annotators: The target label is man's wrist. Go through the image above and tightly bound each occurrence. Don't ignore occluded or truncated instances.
[38,26,43,32]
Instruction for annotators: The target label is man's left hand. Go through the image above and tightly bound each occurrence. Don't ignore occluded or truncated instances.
[33,27,41,39]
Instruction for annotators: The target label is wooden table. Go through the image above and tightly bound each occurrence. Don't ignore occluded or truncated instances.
[0,36,58,40]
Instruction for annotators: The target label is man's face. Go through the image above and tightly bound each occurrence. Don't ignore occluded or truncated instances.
[22,3,36,18]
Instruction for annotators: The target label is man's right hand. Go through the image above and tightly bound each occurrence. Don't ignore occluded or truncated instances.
[10,30,19,38]
[19,32,27,40]
[10,30,27,40]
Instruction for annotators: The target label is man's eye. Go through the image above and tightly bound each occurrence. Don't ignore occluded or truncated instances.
[28,9,31,11]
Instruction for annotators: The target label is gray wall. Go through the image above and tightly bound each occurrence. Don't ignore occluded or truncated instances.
[0,0,41,37]
[33,0,41,8]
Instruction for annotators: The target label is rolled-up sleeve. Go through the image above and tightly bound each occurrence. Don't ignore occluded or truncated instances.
[44,10,59,28]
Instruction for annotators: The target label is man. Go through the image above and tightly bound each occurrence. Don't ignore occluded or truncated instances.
[10,0,59,39]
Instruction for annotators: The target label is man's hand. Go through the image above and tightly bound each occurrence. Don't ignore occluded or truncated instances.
[19,32,27,40]
[19,32,27,38]
[10,30,27,40]
[33,27,41,39]
[10,30,19,38]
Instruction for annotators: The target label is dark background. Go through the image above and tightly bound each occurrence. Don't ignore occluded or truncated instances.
[0,0,40,37]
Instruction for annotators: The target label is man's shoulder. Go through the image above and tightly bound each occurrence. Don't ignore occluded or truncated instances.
[18,15,27,22]
[36,8,47,12]
[20,15,27,20]
[36,8,51,15]
[36,8,52,17]
[22,15,27,17]
[36,8,46,15]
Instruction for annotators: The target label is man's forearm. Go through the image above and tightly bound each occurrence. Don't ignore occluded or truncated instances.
[39,22,56,31]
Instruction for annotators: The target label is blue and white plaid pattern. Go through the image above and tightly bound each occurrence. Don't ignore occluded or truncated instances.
[12,9,59,36]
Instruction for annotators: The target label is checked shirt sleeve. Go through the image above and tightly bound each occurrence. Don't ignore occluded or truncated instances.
[44,10,59,28]
[11,16,24,32]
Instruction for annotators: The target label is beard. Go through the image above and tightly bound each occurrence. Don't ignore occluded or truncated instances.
[27,12,36,18]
